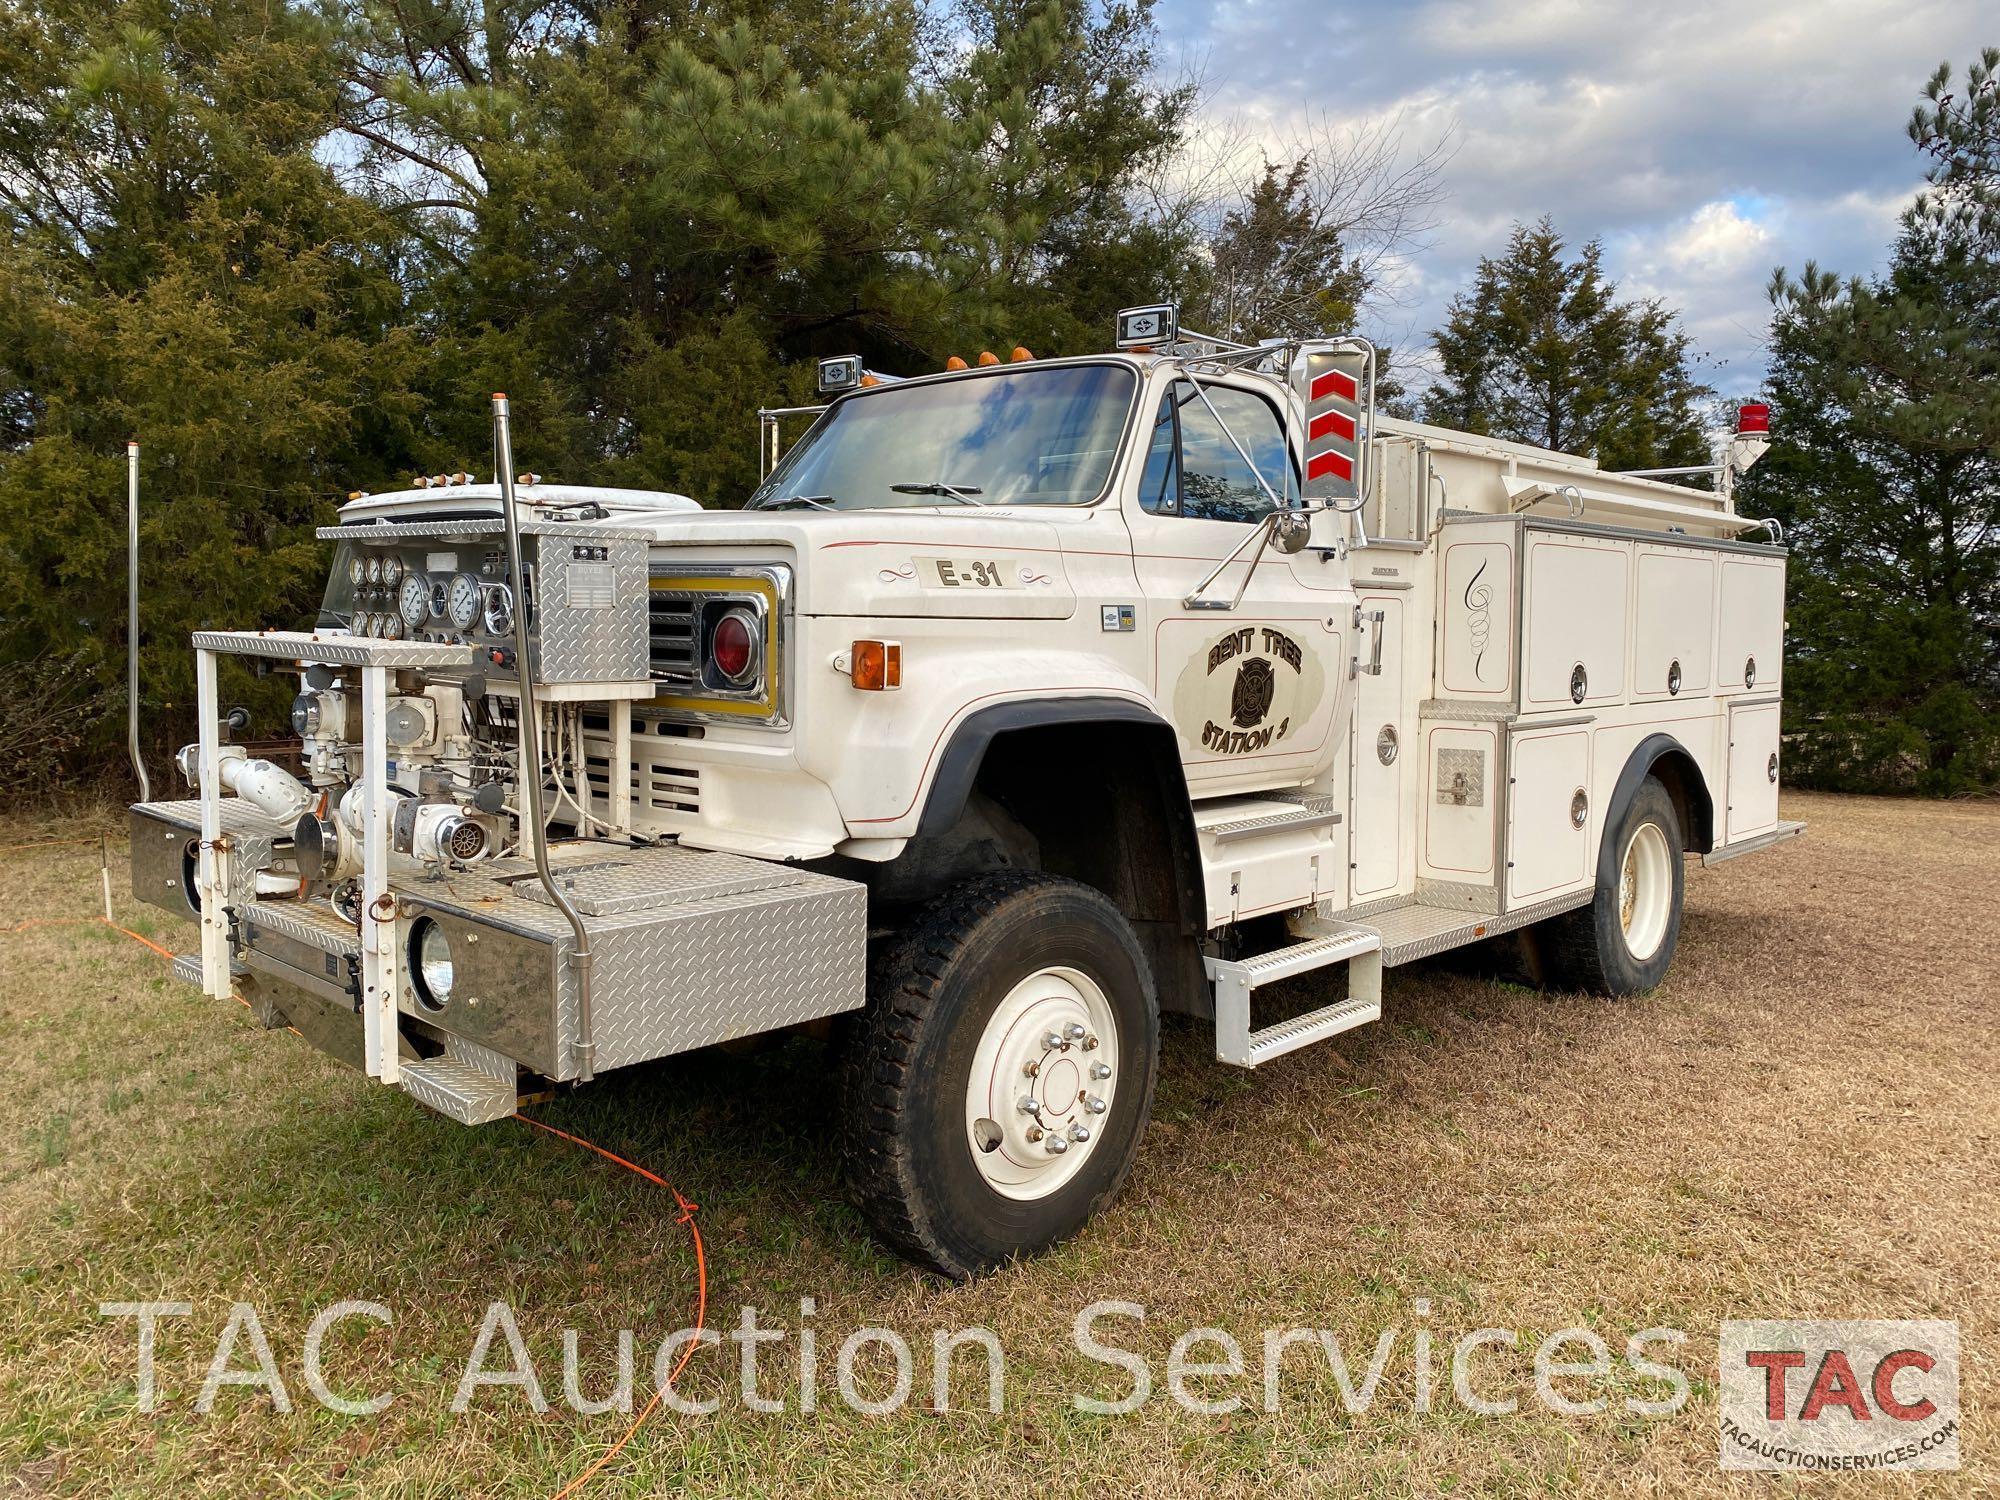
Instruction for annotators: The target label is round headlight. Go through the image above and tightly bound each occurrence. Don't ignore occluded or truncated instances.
[290,691,322,736]
[409,918,454,1010]
[710,608,760,686]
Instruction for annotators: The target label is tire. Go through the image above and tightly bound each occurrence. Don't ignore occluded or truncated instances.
[840,871,1159,1279]
[1546,775,1685,996]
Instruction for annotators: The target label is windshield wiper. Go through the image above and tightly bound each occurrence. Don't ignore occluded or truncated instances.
[889,481,985,505]
[750,493,834,511]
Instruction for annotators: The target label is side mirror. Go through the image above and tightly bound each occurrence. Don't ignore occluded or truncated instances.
[1270,510,1312,554]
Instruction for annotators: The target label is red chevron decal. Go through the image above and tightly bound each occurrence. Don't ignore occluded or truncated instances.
[1309,367,1358,404]
[1307,449,1354,482]
[1308,409,1356,444]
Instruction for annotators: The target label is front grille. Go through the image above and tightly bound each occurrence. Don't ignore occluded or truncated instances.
[649,592,698,682]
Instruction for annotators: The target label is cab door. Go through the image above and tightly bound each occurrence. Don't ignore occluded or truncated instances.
[1123,375,1350,796]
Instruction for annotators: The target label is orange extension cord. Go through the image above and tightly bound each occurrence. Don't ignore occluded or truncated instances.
[4,844,709,1497]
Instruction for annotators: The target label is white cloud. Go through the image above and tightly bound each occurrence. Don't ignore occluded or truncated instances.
[1153,0,1993,388]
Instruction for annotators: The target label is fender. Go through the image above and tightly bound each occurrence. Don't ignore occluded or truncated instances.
[1602,733,1716,859]
[912,696,1212,1012]
[917,696,1183,837]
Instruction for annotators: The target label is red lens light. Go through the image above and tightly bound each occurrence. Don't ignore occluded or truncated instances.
[711,611,757,684]
[1736,402,1770,435]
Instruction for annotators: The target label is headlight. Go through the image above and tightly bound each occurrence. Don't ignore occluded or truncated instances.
[290,691,321,735]
[709,608,761,686]
[409,918,454,1010]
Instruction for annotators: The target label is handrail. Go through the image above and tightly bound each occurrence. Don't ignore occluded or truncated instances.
[493,394,597,1082]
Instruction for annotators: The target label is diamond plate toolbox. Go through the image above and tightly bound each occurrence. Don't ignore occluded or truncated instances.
[402,845,866,1079]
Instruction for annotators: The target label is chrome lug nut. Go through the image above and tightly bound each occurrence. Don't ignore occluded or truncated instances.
[1069,1123,1091,1144]
[1085,1094,1107,1114]
[1089,1061,1111,1080]
[1065,1022,1087,1041]
[1045,1134,1069,1154]
[1042,1030,1065,1050]
[1018,1096,1042,1117]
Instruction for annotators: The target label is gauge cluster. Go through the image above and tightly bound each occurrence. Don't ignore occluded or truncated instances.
[342,544,517,647]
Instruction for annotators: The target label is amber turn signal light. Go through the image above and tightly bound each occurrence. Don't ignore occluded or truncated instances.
[850,640,901,691]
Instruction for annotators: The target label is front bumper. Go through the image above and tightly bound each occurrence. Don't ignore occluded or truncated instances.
[132,801,866,1122]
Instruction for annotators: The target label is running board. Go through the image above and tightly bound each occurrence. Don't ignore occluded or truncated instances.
[1702,819,1805,866]
[1206,925,1383,1068]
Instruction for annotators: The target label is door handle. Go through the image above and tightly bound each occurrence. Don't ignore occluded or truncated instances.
[1350,607,1386,678]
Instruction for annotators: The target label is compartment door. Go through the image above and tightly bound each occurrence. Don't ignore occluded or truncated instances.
[1348,593,1408,900]
[1726,702,1782,842]
[1506,728,1594,906]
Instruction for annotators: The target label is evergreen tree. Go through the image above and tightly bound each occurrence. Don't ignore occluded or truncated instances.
[0,0,421,777]
[1423,217,1711,468]
[1740,158,1999,793]
[1189,158,1369,345]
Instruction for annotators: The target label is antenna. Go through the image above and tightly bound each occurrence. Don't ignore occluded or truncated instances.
[126,441,150,801]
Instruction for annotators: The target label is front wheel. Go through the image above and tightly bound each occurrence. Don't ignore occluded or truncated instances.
[840,872,1159,1279]
[1546,775,1685,995]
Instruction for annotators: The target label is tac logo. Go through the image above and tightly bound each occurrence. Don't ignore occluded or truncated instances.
[1719,1320,1959,1471]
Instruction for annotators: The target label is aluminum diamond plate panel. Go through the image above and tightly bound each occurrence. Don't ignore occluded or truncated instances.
[317,519,639,543]
[1349,890,1593,966]
[243,897,359,956]
[192,630,477,669]
[527,533,651,685]
[508,846,804,914]
[400,844,866,1080]
[131,799,287,913]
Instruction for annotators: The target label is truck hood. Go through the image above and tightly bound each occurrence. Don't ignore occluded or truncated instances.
[627,505,1101,620]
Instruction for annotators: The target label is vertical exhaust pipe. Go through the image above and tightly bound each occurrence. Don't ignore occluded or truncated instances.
[126,440,150,802]
[492,394,596,1081]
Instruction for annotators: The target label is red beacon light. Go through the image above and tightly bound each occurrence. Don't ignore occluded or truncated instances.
[1736,402,1771,436]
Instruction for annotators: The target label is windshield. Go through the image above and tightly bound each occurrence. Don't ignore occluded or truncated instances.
[749,363,1136,510]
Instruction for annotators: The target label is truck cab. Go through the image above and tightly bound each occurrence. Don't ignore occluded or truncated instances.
[130,310,1800,1277]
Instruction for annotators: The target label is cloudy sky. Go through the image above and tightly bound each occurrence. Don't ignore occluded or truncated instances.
[1152,0,1995,395]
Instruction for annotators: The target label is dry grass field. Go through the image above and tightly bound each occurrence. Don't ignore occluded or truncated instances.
[0,790,1992,1497]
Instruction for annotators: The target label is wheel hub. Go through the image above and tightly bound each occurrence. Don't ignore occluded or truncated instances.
[966,967,1116,1200]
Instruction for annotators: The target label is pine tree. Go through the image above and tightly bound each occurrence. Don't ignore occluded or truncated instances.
[1423,217,1711,469]
[1739,218,1998,794]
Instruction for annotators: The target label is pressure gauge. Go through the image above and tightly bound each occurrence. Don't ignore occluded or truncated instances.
[398,572,431,630]
[429,578,449,620]
[365,555,382,584]
[347,555,367,587]
[381,612,403,640]
[481,583,514,638]
[381,554,403,587]
[447,571,482,631]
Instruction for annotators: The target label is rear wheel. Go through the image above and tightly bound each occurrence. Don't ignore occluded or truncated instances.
[841,872,1159,1278]
[1547,775,1685,995]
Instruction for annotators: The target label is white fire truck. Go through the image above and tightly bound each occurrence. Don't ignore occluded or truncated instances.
[129,305,1802,1277]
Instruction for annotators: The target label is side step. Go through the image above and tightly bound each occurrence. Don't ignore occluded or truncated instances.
[1194,792,1343,845]
[398,1036,520,1126]
[1205,924,1383,1068]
